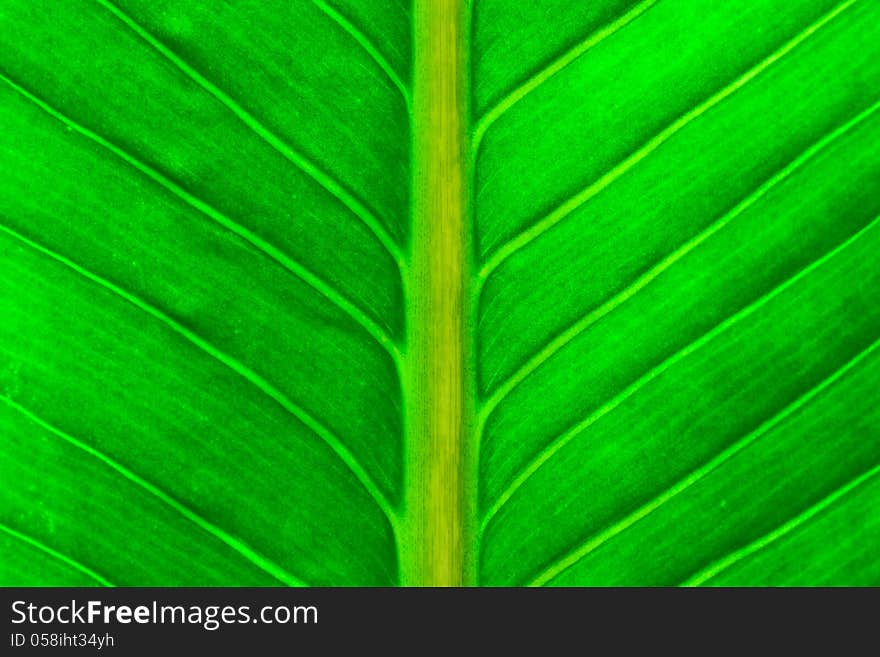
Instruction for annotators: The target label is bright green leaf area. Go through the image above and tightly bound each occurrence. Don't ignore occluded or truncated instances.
[1,0,879,586]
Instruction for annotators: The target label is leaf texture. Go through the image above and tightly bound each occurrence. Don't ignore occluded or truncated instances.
[1,0,879,587]
[0,0,408,586]
[473,0,880,585]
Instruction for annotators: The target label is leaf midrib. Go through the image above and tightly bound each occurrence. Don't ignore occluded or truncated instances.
[4,0,874,587]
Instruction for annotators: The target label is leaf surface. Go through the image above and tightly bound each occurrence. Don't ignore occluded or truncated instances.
[1,0,878,586]
[473,0,880,585]
[0,0,407,586]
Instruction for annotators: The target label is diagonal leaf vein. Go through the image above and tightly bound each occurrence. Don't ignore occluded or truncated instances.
[526,333,880,585]
[679,462,880,586]
[0,396,307,586]
[481,212,880,534]
[478,0,859,277]
[95,0,406,270]
[0,222,399,532]
[477,97,880,424]
[471,0,659,154]
[0,72,402,365]
[0,521,114,586]
[310,0,411,107]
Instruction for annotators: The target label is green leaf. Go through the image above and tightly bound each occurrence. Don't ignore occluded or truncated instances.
[2,0,879,587]
[0,0,407,587]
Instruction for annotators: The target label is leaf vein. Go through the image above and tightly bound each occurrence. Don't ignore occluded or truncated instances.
[0,222,399,532]
[478,0,858,277]
[481,212,880,536]
[95,0,406,270]
[526,334,880,586]
[471,0,659,154]
[679,462,880,586]
[0,72,402,365]
[310,0,411,107]
[0,521,114,586]
[0,396,307,586]
[477,97,880,424]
